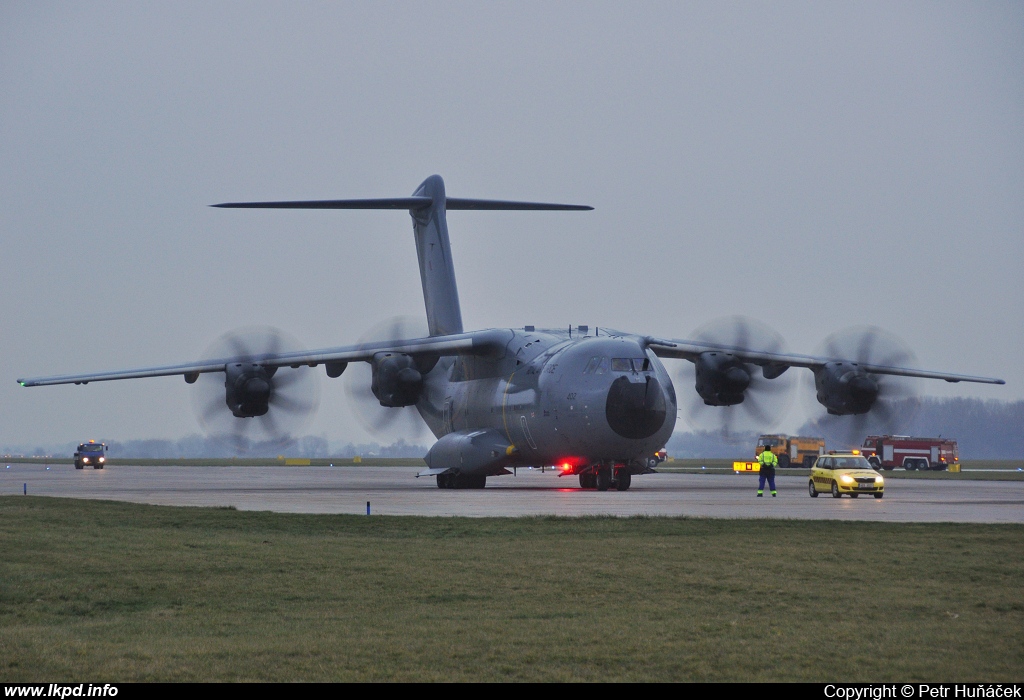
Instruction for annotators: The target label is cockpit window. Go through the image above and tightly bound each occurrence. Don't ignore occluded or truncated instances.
[583,357,610,375]
[612,358,650,372]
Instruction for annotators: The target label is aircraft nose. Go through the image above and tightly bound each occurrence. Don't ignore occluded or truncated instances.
[605,375,668,439]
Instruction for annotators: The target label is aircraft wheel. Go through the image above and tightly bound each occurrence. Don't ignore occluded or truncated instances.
[615,471,632,491]
[436,474,449,489]
[596,466,611,492]
[831,481,842,498]
[646,457,658,470]
[579,473,595,489]
[808,480,818,498]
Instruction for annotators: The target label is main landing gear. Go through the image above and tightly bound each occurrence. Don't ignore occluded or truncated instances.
[436,472,486,489]
[579,463,632,491]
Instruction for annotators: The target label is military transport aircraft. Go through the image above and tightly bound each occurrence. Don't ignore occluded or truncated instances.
[17,175,1004,491]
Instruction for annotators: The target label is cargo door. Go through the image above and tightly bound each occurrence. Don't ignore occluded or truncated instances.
[883,444,894,462]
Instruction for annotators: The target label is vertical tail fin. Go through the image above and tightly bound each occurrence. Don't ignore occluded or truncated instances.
[410,175,463,336]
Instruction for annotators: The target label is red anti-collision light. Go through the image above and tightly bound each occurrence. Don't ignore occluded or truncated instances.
[555,457,585,470]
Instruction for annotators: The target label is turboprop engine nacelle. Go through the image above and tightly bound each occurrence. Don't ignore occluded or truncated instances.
[814,362,879,415]
[370,352,423,407]
[694,351,750,406]
[224,363,275,417]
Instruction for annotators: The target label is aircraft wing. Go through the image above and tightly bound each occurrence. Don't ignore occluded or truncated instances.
[646,338,1005,385]
[17,329,512,387]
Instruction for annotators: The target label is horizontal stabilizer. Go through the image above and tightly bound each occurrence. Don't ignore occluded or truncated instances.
[212,197,431,209]
[212,198,592,211]
[445,198,591,211]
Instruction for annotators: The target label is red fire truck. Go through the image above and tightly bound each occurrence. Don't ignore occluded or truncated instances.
[860,435,959,471]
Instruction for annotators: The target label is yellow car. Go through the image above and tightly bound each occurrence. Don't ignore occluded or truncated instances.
[809,453,884,499]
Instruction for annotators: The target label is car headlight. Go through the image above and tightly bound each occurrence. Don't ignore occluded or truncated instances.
[839,475,854,485]
[875,476,884,484]
[82,457,89,463]
[99,457,105,463]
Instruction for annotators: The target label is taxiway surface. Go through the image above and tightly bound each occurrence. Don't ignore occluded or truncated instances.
[2,464,1022,522]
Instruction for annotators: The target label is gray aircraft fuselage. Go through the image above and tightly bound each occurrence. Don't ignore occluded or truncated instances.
[417,328,676,470]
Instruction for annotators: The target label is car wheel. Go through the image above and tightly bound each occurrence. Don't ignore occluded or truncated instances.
[778,454,790,469]
[849,493,859,498]
[808,480,818,498]
[904,460,915,471]
[803,456,816,469]
[831,481,842,498]
[874,492,884,499]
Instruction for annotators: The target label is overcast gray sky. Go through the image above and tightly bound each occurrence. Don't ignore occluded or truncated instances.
[2,1,1021,448]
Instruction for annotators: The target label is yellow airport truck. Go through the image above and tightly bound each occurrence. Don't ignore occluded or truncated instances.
[755,434,826,468]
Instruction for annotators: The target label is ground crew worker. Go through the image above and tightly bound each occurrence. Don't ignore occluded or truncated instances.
[757,448,779,497]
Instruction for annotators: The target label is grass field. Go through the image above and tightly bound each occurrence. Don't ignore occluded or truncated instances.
[1,497,1022,681]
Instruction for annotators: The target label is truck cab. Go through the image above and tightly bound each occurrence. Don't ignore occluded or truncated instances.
[74,441,107,470]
